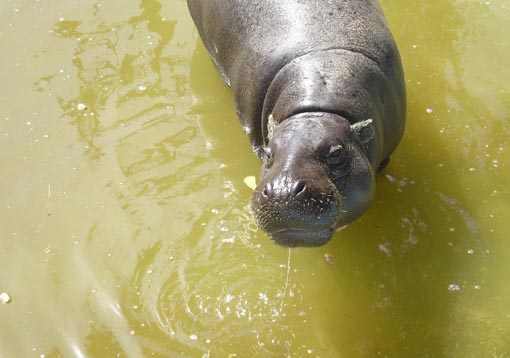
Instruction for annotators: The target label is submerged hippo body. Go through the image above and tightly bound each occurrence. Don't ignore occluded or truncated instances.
[188,0,406,247]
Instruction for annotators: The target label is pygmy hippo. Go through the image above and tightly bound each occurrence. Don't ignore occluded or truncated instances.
[187,0,406,247]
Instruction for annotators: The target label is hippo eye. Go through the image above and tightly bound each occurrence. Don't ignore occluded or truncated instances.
[325,144,346,167]
[262,146,274,167]
[328,144,343,156]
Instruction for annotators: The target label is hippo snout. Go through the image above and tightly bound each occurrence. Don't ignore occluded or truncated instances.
[251,172,340,247]
[260,178,307,203]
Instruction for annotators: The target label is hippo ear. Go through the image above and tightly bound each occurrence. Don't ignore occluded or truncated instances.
[267,113,277,141]
[350,119,374,144]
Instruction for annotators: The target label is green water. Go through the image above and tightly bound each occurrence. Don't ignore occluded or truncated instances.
[1,0,509,357]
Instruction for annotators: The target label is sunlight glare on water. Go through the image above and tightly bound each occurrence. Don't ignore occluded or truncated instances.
[0,0,509,357]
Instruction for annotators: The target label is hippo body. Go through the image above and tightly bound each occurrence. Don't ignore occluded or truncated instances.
[188,0,406,246]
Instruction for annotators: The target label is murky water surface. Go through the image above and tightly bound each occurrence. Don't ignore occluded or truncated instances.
[1,0,509,357]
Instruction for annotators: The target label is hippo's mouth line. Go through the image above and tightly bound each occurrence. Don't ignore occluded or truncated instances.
[269,226,336,247]
[272,225,335,236]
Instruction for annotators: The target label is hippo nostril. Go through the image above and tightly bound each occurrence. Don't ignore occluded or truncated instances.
[260,180,306,200]
[293,181,307,197]
[262,183,273,199]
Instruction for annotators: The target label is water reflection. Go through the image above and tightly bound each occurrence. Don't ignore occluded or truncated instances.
[36,0,181,158]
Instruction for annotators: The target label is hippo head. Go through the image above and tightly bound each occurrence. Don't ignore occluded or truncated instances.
[251,112,376,247]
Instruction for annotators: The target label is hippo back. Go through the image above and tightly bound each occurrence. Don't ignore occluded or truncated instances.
[188,0,406,159]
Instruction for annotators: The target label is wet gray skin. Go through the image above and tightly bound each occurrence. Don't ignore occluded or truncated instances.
[251,112,376,247]
[187,0,406,247]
